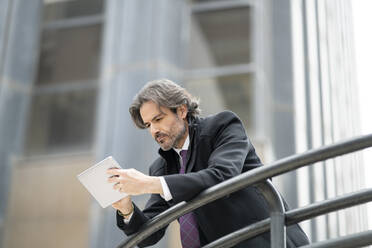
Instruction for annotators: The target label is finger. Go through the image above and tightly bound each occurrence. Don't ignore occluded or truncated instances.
[106,168,120,175]
[107,176,121,183]
[113,182,121,190]
[107,168,124,176]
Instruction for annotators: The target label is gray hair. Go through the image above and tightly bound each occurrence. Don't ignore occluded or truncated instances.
[129,79,201,129]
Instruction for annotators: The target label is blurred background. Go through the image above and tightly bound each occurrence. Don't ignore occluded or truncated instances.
[0,0,371,247]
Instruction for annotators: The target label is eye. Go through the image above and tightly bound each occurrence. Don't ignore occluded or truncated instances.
[144,123,150,129]
[155,117,163,122]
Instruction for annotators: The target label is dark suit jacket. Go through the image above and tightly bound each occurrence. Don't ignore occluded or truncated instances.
[117,111,310,247]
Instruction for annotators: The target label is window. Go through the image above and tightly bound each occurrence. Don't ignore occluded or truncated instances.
[43,0,103,22]
[186,1,256,132]
[25,0,104,155]
[188,6,252,69]
[185,74,254,131]
[26,90,97,154]
[37,24,102,85]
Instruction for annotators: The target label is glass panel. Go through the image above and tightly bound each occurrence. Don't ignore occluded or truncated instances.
[25,89,97,155]
[185,73,254,131]
[43,0,104,22]
[36,24,102,85]
[189,7,252,69]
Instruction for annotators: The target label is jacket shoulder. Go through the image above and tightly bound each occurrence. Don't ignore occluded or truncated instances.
[199,111,243,135]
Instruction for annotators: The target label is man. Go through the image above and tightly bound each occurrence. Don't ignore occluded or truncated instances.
[107,79,309,247]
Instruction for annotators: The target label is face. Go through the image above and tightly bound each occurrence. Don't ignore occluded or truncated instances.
[140,101,188,151]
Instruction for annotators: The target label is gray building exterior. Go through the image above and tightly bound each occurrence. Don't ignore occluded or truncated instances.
[0,0,367,247]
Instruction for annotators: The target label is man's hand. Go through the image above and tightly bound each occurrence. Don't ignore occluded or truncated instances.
[112,196,133,219]
[107,168,163,195]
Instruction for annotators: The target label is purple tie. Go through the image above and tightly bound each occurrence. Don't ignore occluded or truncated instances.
[179,150,201,248]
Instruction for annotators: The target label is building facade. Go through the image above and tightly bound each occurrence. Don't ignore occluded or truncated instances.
[0,0,367,247]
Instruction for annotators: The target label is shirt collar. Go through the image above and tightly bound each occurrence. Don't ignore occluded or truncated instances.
[173,135,189,154]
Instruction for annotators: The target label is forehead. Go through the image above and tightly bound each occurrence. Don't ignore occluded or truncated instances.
[140,101,171,122]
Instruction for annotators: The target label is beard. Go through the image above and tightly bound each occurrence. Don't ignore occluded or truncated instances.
[157,120,187,151]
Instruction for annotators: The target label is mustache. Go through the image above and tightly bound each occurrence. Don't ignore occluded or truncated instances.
[155,132,168,142]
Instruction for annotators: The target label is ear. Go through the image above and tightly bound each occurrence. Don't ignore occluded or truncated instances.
[177,104,188,120]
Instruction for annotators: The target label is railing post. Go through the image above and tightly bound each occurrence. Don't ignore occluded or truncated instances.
[256,180,286,248]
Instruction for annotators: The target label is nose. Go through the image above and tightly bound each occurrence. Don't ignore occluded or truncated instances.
[150,123,159,137]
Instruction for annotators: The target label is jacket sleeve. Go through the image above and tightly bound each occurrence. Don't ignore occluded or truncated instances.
[164,111,253,204]
[116,164,170,247]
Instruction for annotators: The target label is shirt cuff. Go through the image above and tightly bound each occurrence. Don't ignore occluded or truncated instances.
[123,212,134,224]
[160,176,173,201]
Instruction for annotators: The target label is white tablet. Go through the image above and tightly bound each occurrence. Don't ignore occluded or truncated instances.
[77,156,127,208]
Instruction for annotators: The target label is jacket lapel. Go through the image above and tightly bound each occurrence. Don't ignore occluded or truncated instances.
[158,148,179,175]
[185,117,200,173]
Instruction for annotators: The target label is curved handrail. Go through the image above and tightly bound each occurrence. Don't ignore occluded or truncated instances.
[255,180,286,248]
[301,230,372,248]
[203,188,372,247]
[117,134,372,248]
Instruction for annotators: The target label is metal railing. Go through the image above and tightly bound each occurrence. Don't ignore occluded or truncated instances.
[204,188,372,248]
[116,134,372,248]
